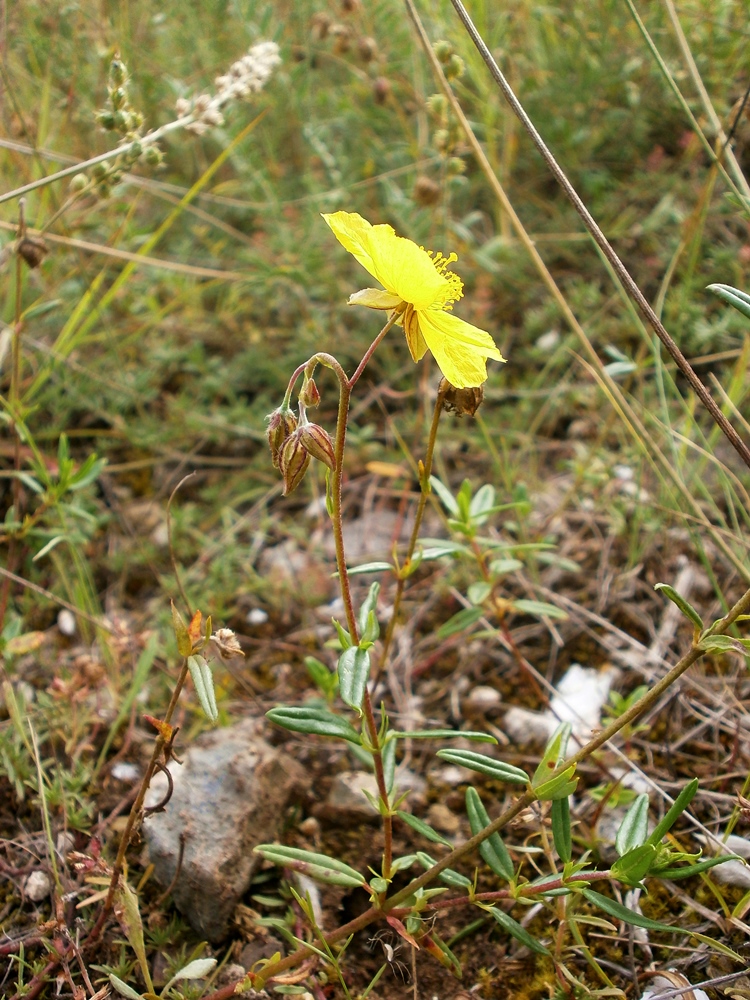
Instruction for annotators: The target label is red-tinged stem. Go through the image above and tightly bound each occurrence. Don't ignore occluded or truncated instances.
[85,659,190,946]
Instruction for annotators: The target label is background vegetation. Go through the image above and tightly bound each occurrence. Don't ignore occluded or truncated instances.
[2,0,750,997]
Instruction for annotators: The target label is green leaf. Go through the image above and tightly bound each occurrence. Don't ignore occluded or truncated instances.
[488,558,524,575]
[654,583,703,629]
[611,844,657,885]
[436,749,528,784]
[338,645,371,710]
[419,539,470,560]
[655,855,741,879]
[437,606,484,640]
[647,778,698,845]
[534,766,578,801]
[253,845,365,887]
[707,283,750,321]
[390,853,418,872]
[510,599,568,621]
[163,958,217,992]
[109,975,143,1000]
[416,852,472,888]
[532,724,571,787]
[305,656,336,694]
[615,793,649,855]
[465,787,514,880]
[429,475,459,515]
[114,880,154,994]
[358,582,381,638]
[397,810,453,848]
[487,906,550,955]
[266,705,360,743]
[347,561,393,575]
[331,618,352,650]
[69,454,107,491]
[467,581,492,605]
[382,735,396,794]
[469,483,496,520]
[698,634,750,657]
[187,655,218,722]
[389,729,496,743]
[551,797,572,864]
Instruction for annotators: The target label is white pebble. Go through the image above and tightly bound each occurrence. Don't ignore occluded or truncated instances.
[467,685,501,710]
[24,871,51,902]
[535,330,560,352]
[57,609,76,636]
[111,762,141,783]
[247,608,268,625]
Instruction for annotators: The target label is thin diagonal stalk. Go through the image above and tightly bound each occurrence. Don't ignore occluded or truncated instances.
[377,380,447,679]
[444,0,750,471]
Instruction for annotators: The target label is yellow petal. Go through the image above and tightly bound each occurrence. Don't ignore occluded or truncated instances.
[403,304,428,361]
[349,288,403,310]
[417,309,505,388]
[323,211,447,309]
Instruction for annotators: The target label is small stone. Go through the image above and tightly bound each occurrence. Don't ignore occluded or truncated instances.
[215,964,247,989]
[437,766,469,787]
[426,802,460,835]
[298,816,320,838]
[240,937,285,970]
[535,329,560,352]
[143,718,305,942]
[466,686,501,711]
[324,770,380,818]
[58,609,76,636]
[247,608,269,626]
[24,871,51,902]
[111,761,141,783]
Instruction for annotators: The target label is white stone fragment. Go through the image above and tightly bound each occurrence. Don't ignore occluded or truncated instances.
[247,608,268,626]
[24,871,51,902]
[111,762,141,783]
[57,609,76,636]
[467,685,501,711]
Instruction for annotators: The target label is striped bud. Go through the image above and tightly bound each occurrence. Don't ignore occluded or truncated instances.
[279,429,311,495]
[266,406,298,469]
[299,423,336,470]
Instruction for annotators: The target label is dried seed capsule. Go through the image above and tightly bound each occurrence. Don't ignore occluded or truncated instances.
[17,237,48,269]
[299,377,321,408]
[440,378,484,417]
[299,423,336,470]
[279,430,311,495]
[266,406,298,469]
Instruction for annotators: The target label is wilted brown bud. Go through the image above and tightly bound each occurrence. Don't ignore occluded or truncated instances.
[373,77,391,105]
[440,378,484,417]
[330,23,352,54]
[300,423,336,470]
[266,406,298,468]
[299,377,321,408]
[357,36,378,63]
[311,12,331,40]
[279,429,312,494]
[413,175,441,207]
[17,236,48,269]
[209,628,244,661]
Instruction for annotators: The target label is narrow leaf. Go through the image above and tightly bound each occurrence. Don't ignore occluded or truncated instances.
[511,599,568,621]
[266,705,360,744]
[610,844,657,885]
[338,645,371,710]
[551,797,572,864]
[357,582,381,638]
[647,778,698,844]
[416,852,472,889]
[390,729,496,743]
[109,975,143,1000]
[398,810,453,848]
[466,787,514,880]
[253,845,364,887]
[429,476,459,515]
[436,749,528,784]
[707,283,750,321]
[615,793,649,856]
[654,583,703,629]
[487,906,550,955]
[437,606,484,640]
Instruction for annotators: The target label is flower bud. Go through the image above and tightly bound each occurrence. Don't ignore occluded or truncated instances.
[299,377,320,408]
[413,175,441,206]
[445,54,465,81]
[266,406,298,468]
[279,429,311,495]
[433,40,453,64]
[373,76,391,105]
[69,173,88,194]
[17,237,48,269]
[299,423,336,470]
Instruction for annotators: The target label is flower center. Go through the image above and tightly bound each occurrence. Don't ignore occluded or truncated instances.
[424,249,463,310]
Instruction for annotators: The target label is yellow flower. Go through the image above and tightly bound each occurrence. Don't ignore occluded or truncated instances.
[322,211,504,388]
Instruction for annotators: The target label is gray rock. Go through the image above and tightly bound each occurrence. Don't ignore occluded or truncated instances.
[143,718,305,942]
[319,768,426,822]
